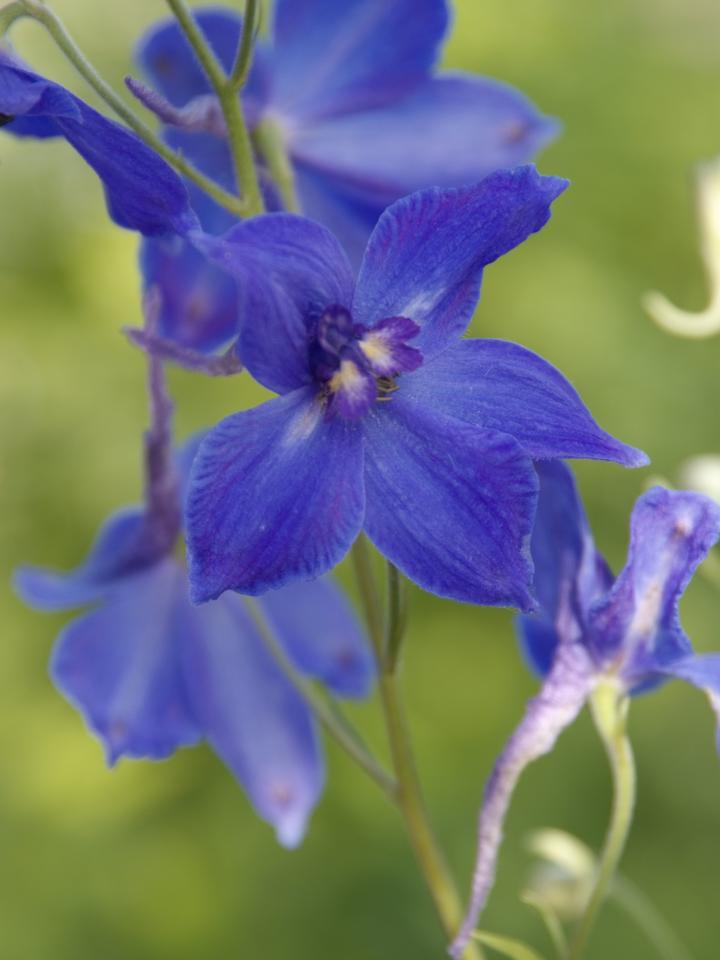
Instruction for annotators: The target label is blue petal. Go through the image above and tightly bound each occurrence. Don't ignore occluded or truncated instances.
[187,389,365,601]
[259,576,374,698]
[2,115,61,138]
[352,167,568,360]
[140,236,240,353]
[659,655,720,752]
[516,461,613,676]
[14,508,158,611]
[587,488,720,679]
[180,590,324,847]
[362,397,538,608]
[271,0,448,120]
[136,9,267,119]
[51,560,200,764]
[0,57,197,237]
[196,215,354,393]
[294,162,380,268]
[291,75,558,202]
[399,339,648,465]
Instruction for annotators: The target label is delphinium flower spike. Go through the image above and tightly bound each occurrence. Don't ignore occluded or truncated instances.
[14,295,375,848]
[186,167,647,608]
[450,462,720,958]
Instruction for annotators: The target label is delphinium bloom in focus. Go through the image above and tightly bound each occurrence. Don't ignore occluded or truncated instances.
[187,166,647,609]
[450,462,720,957]
[13,386,373,846]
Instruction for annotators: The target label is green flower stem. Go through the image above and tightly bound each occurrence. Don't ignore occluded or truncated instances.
[568,680,636,960]
[610,876,694,960]
[0,1,24,34]
[385,560,408,672]
[351,538,484,960]
[229,0,258,90]
[243,597,398,801]
[253,119,300,213]
[10,0,247,216]
[165,0,264,217]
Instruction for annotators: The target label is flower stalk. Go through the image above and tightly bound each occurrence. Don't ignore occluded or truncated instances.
[352,538,484,960]
[165,0,264,216]
[243,596,398,801]
[568,680,636,960]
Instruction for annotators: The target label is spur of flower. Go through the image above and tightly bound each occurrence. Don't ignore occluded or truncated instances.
[186,166,646,609]
[450,462,720,957]
[13,437,373,848]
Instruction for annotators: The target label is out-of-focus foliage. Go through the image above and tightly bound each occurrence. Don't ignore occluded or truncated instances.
[1,1,719,957]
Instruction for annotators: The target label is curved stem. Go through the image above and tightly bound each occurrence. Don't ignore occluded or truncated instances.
[229,0,258,90]
[351,539,483,960]
[568,682,636,960]
[165,0,264,216]
[243,597,398,801]
[0,1,24,34]
[14,0,247,216]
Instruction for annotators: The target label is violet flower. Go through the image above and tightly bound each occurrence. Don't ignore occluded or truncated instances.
[450,462,720,958]
[13,384,373,847]
[186,167,646,608]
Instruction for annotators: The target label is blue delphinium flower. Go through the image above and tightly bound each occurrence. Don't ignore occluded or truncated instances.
[450,462,720,957]
[185,166,647,609]
[127,0,559,352]
[13,399,373,847]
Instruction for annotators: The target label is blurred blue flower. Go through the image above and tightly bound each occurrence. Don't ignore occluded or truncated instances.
[14,442,373,849]
[137,2,559,258]
[132,0,560,350]
[186,167,646,609]
[451,463,720,957]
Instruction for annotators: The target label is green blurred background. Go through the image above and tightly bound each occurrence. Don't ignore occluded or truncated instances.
[1,1,720,957]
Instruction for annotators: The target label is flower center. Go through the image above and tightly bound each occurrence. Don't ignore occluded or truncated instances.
[308,306,423,420]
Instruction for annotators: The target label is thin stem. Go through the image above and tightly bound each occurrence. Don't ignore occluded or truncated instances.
[568,681,636,960]
[385,560,408,672]
[229,0,258,90]
[351,536,385,662]
[253,119,300,212]
[0,1,24,34]
[14,0,247,216]
[351,538,483,960]
[243,597,398,801]
[610,876,694,960]
[165,0,264,216]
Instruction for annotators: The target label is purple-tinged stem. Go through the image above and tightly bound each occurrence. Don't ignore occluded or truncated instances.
[450,641,594,959]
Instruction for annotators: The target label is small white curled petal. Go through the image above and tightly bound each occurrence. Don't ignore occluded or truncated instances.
[644,157,720,339]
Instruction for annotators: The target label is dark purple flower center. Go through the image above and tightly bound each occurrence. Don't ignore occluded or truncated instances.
[307,305,423,420]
